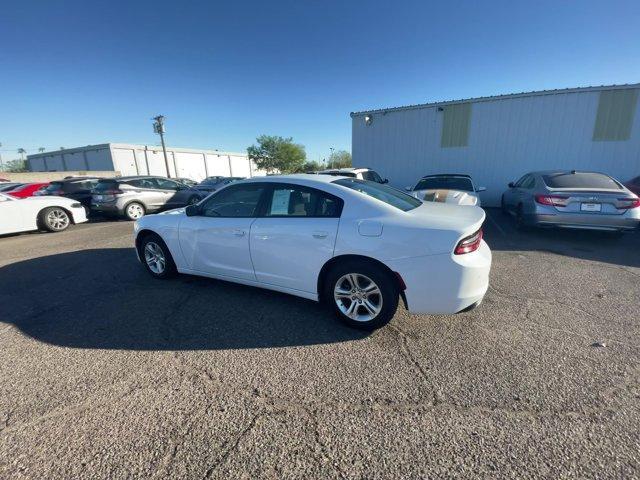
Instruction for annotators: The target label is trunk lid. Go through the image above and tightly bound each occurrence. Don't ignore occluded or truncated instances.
[544,189,635,215]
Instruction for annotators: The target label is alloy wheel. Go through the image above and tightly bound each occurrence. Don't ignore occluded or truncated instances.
[47,209,69,230]
[144,242,166,274]
[334,273,383,322]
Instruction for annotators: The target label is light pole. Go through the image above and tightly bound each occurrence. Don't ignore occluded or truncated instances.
[328,147,334,168]
[153,115,171,178]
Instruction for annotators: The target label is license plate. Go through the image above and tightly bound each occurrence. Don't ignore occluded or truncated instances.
[581,203,601,212]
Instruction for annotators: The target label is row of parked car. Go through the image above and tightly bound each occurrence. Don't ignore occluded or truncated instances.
[2,168,639,236]
[0,174,247,235]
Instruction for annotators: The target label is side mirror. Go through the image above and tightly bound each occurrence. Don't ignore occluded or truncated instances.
[382,178,389,184]
[476,186,486,192]
[404,186,412,191]
[185,204,200,216]
[508,182,515,188]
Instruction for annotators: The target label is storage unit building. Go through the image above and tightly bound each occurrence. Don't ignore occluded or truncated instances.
[27,143,265,180]
[351,84,640,206]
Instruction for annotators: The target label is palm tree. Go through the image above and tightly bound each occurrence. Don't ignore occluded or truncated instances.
[17,148,26,161]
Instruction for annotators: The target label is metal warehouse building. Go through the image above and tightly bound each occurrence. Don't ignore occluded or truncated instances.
[27,143,265,180]
[351,84,640,206]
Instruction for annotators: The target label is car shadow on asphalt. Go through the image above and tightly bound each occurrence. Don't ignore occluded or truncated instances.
[483,208,640,268]
[0,248,369,350]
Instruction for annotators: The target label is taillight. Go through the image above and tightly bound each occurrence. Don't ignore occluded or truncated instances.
[454,229,483,255]
[617,197,640,209]
[535,194,570,207]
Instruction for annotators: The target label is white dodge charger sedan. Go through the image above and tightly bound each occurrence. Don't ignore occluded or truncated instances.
[133,175,491,329]
[0,192,88,235]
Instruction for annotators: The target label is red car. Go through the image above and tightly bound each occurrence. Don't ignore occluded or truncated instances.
[625,176,640,196]
[7,182,49,198]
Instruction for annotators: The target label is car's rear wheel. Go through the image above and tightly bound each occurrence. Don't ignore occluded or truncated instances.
[139,233,177,278]
[39,207,71,232]
[325,261,398,330]
[125,202,145,220]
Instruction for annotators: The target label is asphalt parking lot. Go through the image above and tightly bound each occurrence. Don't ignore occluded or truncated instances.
[1,210,639,479]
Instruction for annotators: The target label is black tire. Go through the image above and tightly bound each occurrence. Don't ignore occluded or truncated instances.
[515,204,529,231]
[324,260,399,330]
[138,233,177,279]
[124,201,146,221]
[501,195,509,215]
[38,207,71,232]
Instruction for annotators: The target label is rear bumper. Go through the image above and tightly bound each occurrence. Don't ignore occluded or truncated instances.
[91,202,122,214]
[525,211,640,231]
[387,240,491,315]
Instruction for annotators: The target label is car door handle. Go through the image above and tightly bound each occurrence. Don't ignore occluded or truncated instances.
[312,231,328,239]
[232,229,246,237]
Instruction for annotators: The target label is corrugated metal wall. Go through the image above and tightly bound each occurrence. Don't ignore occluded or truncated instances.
[352,87,640,206]
[29,144,267,180]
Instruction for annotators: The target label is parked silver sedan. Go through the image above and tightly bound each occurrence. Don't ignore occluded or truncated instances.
[501,170,640,232]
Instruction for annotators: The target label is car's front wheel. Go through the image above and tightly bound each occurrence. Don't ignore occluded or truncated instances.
[39,207,71,232]
[139,233,177,278]
[325,261,399,330]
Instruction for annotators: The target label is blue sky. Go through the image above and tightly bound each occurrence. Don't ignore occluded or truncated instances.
[1,0,639,162]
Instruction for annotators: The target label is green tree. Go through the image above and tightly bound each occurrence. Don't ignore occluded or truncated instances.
[326,150,352,169]
[296,160,323,173]
[3,159,28,172]
[247,135,306,174]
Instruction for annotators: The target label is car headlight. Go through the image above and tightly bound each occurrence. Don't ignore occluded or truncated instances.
[71,202,83,208]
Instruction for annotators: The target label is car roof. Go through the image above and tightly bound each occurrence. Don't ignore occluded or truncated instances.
[421,173,472,179]
[52,177,101,183]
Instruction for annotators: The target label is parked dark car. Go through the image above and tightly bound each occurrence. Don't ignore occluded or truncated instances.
[501,170,640,232]
[91,176,205,220]
[625,176,640,196]
[194,176,244,194]
[39,177,101,211]
[174,177,198,187]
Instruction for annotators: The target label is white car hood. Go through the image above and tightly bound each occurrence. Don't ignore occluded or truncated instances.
[411,189,479,206]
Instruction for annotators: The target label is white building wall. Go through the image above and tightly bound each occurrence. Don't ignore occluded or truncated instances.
[28,144,264,180]
[352,87,640,206]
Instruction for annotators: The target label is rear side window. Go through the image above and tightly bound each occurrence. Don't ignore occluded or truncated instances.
[334,178,422,211]
[521,176,536,189]
[94,181,119,192]
[127,178,156,189]
[543,173,622,190]
[265,185,343,218]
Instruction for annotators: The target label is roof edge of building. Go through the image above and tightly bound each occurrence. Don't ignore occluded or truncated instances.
[27,143,247,159]
[350,83,640,117]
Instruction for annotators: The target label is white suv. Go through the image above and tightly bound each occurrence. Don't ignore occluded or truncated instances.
[317,167,388,184]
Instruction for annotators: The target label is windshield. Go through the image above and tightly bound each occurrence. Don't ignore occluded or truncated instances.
[333,178,422,212]
[414,176,474,192]
[542,172,622,190]
[43,182,64,192]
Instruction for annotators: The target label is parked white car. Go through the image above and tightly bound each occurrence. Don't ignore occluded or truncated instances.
[0,192,88,235]
[407,174,485,206]
[133,175,491,329]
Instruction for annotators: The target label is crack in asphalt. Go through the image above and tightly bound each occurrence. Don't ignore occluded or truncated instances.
[489,285,640,348]
[387,324,438,406]
[202,413,262,479]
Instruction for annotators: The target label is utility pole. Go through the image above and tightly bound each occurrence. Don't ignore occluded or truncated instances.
[153,115,171,178]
